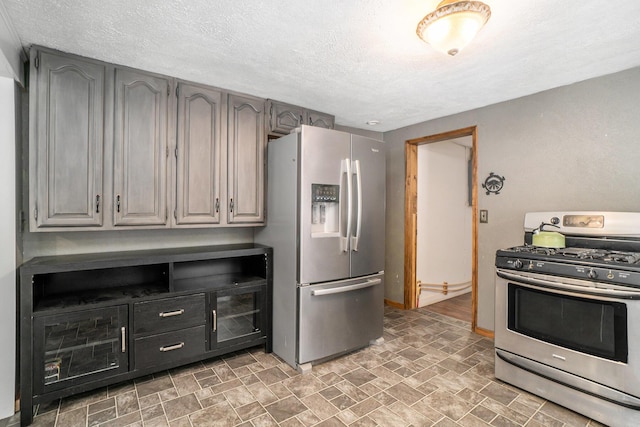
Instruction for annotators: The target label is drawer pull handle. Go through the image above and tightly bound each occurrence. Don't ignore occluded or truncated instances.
[159,342,185,352]
[121,327,126,353]
[159,309,185,318]
[212,309,217,332]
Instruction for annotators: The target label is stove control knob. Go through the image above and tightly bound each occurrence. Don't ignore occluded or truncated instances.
[513,259,523,269]
[588,269,598,279]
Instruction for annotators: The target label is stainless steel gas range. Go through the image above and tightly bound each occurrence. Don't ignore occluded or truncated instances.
[495,212,640,427]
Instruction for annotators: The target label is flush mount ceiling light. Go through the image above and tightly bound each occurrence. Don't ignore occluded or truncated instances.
[416,0,491,56]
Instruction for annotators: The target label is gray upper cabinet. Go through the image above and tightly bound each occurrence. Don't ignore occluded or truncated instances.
[28,47,268,231]
[30,49,105,229]
[307,109,335,129]
[227,94,265,224]
[266,100,334,136]
[113,68,170,227]
[175,82,223,225]
[267,100,304,136]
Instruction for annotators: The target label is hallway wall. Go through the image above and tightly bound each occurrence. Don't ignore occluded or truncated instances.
[416,141,472,307]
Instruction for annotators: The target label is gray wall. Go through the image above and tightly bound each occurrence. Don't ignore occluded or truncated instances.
[0,77,16,419]
[383,66,640,330]
[23,228,254,260]
[334,124,383,140]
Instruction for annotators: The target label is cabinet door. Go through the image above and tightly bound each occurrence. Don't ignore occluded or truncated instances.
[113,68,170,226]
[267,100,304,135]
[227,94,265,224]
[210,284,266,350]
[175,82,223,225]
[33,306,128,394]
[307,110,335,129]
[31,50,105,229]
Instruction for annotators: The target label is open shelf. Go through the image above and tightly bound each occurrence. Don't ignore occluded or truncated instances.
[173,274,266,292]
[34,281,169,312]
[31,263,170,312]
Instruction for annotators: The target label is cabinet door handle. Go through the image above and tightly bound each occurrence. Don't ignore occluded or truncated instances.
[121,327,126,353]
[159,342,185,352]
[212,310,217,332]
[229,199,234,213]
[158,309,184,318]
[116,195,121,213]
[95,195,100,213]
[215,198,220,213]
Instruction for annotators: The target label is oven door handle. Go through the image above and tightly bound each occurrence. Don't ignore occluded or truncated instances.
[497,269,640,300]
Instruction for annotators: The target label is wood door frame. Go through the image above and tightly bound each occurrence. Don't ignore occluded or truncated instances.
[404,126,480,333]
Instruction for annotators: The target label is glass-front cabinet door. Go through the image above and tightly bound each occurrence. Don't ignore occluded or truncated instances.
[33,306,128,394]
[210,284,265,350]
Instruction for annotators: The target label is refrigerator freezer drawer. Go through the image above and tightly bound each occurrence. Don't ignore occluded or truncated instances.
[298,273,384,365]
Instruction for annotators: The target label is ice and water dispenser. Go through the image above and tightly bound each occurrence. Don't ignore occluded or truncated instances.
[311,184,340,237]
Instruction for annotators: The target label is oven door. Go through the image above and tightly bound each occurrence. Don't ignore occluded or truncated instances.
[495,268,640,400]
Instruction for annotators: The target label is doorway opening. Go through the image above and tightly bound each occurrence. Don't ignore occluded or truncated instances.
[416,136,472,319]
[404,126,486,336]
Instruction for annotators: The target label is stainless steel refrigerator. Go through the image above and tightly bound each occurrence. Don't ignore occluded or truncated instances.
[255,125,386,372]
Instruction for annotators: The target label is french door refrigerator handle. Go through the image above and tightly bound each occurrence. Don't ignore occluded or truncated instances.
[340,158,353,252]
[351,159,362,251]
[311,278,382,296]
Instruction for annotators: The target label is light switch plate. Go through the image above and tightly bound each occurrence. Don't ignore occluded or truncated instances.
[480,210,488,223]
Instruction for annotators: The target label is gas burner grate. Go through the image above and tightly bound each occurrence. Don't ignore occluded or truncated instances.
[503,246,640,264]
[603,251,640,264]
[556,248,640,264]
[511,246,557,255]
[554,249,640,264]
[557,248,602,259]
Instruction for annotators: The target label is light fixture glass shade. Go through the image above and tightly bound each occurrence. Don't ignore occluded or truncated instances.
[416,0,491,56]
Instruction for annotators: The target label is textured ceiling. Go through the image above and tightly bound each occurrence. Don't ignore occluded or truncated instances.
[4,0,640,131]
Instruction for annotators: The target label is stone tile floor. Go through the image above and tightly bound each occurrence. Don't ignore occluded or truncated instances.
[8,305,606,427]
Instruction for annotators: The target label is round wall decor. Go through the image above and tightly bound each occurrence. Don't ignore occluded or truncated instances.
[482,172,505,195]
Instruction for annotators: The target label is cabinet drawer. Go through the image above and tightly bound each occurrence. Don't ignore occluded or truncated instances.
[134,325,206,369]
[134,294,205,334]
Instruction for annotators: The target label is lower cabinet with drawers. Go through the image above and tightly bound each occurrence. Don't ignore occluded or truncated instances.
[18,244,272,426]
